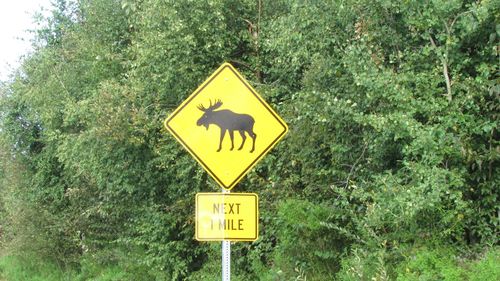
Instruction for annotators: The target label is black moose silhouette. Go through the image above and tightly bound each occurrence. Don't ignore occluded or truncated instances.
[196,99,256,153]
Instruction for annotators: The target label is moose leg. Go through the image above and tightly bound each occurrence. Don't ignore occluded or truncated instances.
[217,129,226,152]
[249,131,257,153]
[229,130,235,150]
[237,130,246,150]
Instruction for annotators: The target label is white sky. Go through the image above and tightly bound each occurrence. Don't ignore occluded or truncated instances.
[0,0,52,82]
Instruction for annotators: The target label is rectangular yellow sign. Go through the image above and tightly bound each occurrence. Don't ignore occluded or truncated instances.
[195,193,258,241]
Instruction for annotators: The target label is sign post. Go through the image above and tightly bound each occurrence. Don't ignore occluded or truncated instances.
[222,239,230,281]
[222,189,230,281]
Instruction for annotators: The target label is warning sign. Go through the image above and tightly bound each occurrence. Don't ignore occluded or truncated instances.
[164,63,288,190]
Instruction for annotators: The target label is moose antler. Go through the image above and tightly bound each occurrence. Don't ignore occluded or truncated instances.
[197,99,223,111]
[197,104,207,111]
[212,99,223,109]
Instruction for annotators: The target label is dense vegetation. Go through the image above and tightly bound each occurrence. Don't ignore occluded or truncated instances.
[0,0,498,280]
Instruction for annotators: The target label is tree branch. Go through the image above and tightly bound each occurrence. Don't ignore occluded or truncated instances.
[228,59,254,72]
[345,142,368,188]
[429,35,452,102]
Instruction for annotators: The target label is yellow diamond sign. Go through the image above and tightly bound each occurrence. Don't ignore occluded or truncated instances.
[164,63,288,190]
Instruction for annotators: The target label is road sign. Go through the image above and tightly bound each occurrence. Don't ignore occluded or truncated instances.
[164,63,288,190]
[196,193,258,241]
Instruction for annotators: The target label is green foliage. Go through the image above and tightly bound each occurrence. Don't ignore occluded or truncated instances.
[0,251,156,281]
[336,246,500,281]
[395,247,466,281]
[0,0,498,280]
[74,249,156,281]
[394,246,500,281]
[336,247,392,281]
[270,200,338,279]
[0,255,73,281]
[468,248,500,281]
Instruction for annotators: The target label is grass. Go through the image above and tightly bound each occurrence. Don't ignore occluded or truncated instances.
[0,247,498,280]
[0,255,73,281]
[0,254,153,281]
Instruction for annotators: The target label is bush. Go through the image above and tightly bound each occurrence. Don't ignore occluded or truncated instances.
[395,247,466,281]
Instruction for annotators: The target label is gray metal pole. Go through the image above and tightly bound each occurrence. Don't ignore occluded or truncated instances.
[222,189,230,281]
[222,240,231,281]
